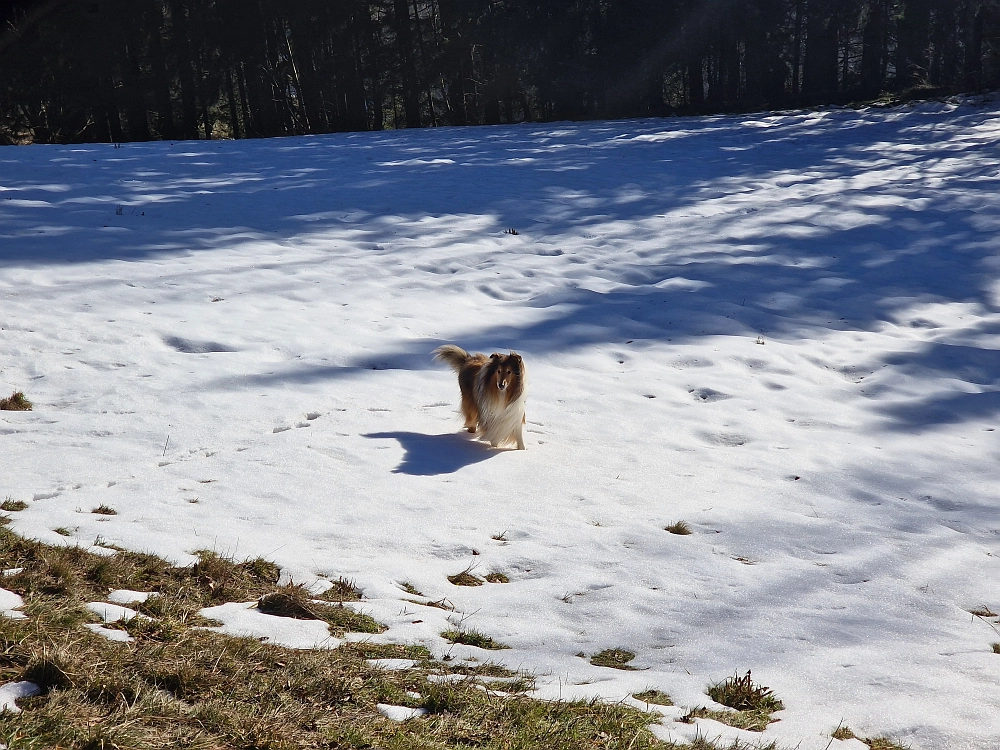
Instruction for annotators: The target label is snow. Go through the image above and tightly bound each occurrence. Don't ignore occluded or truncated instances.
[0,588,26,619]
[0,681,40,713]
[199,601,341,650]
[83,623,134,643]
[376,703,429,721]
[86,601,144,623]
[107,589,154,604]
[2,99,1000,748]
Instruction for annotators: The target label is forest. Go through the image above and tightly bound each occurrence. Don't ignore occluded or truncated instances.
[0,0,997,144]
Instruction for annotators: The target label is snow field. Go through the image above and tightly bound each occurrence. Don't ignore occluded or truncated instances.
[2,98,999,747]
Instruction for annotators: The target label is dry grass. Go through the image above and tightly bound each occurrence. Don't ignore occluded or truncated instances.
[258,585,385,636]
[448,568,485,587]
[91,505,117,515]
[992,642,1000,654]
[707,671,783,713]
[633,689,673,706]
[314,576,364,602]
[590,649,637,670]
[968,605,997,617]
[0,499,28,512]
[681,706,775,732]
[442,628,509,650]
[832,725,857,740]
[681,671,785,732]
[664,521,692,535]
[0,527,692,749]
[864,738,909,750]
[0,390,32,410]
[484,572,510,583]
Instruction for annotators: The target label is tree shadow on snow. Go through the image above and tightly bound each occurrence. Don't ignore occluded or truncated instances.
[363,431,496,476]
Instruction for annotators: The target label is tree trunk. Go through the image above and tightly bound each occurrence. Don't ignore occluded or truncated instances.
[964,2,985,91]
[392,0,421,127]
[803,0,839,96]
[896,0,931,88]
[168,0,201,139]
[860,0,888,97]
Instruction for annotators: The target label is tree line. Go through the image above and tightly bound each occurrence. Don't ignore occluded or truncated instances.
[0,0,997,144]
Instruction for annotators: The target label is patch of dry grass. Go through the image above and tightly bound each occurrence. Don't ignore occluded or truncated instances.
[679,671,786,732]
[0,527,694,749]
[442,628,509,650]
[0,391,31,411]
[681,706,775,732]
[707,670,783,713]
[864,738,909,750]
[0,499,28,512]
[664,521,692,535]
[633,689,673,706]
[832,725,857,740]
[448,568,485,587]
[590,648,637,670]
[258,584,385,636]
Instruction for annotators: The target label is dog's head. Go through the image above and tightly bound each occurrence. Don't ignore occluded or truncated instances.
[489,352,523,392]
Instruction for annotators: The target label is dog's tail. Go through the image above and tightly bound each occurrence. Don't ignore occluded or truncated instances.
[433,344,471,372]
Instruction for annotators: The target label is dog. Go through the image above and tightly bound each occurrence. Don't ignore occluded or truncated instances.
[433,345,526,450]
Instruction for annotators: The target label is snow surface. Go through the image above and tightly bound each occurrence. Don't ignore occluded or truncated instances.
[0,681,40,714]
[2,99,1000,748]
[107,588,153,604]
[0,588,25,619]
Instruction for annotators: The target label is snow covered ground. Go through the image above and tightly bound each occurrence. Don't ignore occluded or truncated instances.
[2,98,999,748]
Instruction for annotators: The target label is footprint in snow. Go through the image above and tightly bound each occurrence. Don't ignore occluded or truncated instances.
[689,388,732,402]
[705,432,748,447]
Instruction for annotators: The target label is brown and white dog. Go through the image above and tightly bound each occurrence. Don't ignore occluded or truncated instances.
[433,345,526,449]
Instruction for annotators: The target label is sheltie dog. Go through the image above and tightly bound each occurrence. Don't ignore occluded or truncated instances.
[433,345,526,450]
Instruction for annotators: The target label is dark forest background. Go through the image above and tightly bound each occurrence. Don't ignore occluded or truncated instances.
[0,0,998,144]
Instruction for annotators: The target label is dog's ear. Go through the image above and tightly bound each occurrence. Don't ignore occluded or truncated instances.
[490,352,501,360]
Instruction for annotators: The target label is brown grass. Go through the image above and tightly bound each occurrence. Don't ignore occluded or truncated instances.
[681,706,775,732]
[864,738,909,750]
[442,628,509,650]
[832,725,857,740]
[448,568,485,587]
[590,649,637,670]
[0,499,28,512]
[664,521,692,535]
[0,527,698,749]
[633,689,673,706]
[0,391,32,410]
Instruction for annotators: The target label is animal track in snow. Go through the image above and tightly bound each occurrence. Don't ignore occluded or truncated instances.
[704,432,748,447]
[162,335,238,354]
[689,387,731,402]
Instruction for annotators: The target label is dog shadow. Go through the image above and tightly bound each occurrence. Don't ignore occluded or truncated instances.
[363,431,498,476]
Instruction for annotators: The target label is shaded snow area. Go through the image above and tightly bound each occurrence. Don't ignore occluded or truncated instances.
[2,100,1000,748]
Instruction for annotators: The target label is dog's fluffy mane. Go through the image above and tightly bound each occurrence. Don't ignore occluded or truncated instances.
[433,344,527,449]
